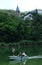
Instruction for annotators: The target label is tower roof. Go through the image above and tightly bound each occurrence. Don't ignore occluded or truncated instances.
[16,6,20,13]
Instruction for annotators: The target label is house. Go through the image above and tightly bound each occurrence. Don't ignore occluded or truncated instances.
[24,12,33,20]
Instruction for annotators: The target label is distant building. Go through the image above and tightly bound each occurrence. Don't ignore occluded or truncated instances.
[24,12,33,20]
[16,6,20,17]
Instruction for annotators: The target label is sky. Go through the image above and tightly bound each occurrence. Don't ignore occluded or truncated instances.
[0,0,42,12]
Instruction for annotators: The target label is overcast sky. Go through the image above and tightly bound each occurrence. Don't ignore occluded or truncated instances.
[0,0,42,12]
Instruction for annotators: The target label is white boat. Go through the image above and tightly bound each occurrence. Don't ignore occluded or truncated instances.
[8,55,28,62]
[8,55,42,64]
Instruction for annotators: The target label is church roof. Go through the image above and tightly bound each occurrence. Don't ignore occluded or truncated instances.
[16,6,20,12]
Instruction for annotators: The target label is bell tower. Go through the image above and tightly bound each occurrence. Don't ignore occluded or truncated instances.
[16,6,20,17]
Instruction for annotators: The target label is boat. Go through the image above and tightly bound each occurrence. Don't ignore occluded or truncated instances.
[8,55,28,62]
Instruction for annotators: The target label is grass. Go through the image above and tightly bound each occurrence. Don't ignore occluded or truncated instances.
[27,59,42,65]
[0,59,42,65]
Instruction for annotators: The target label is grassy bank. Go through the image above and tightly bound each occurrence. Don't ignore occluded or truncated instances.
[0,59,42,65]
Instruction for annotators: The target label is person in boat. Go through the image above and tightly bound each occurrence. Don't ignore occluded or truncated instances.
[18,52,22,56]
[22,52,27,56]
[18,52,27,57]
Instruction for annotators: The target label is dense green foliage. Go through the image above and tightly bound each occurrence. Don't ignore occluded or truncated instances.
[0,10,42,43]
[31,12,42,41]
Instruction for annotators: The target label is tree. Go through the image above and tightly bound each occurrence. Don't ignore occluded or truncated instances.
[31,12,42,40]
